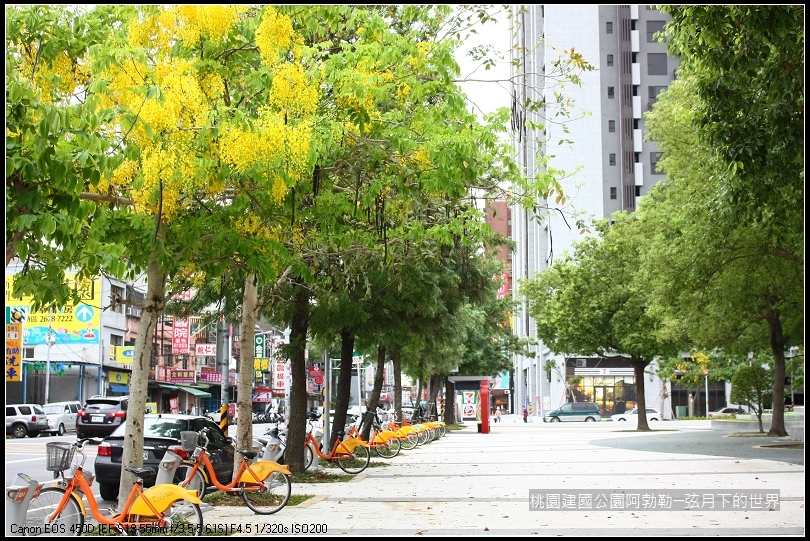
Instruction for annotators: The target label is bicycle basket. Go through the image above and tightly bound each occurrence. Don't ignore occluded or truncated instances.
[180,431,200,452]
[46,442,75,472]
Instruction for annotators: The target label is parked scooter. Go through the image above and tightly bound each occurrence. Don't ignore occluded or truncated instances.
[253,420,316,469]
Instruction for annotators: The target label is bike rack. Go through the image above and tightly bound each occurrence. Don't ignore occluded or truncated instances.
[6,473,43,537]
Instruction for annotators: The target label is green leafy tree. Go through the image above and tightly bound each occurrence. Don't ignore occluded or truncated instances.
[730,364,773,434]
[521,216,684,431]
[644,5,804,436]
[5,5,129,301]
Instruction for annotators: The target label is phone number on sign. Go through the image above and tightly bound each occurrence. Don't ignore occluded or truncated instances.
[202,524,328,535]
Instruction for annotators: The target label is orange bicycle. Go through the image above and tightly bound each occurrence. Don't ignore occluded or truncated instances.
[26,439,203,536]
[304,414,370,474]
[174,428,291,515]
[347,412,401,459]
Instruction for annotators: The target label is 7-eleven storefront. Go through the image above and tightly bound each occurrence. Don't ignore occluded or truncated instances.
[566,366,636,416]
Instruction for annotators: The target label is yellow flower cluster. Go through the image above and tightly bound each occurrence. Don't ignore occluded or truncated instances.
[97,158,138,198]
[396,83,411,102]
[408,42,432,71]
[134,142,198,217]
[410,148,431,169]
[255,7,295,66]
[129,5,247,49]
[235,214,265,237]
[17,48,87,105]
[268,64,319,117]
[218,114,313,204]
[100,56,206,149]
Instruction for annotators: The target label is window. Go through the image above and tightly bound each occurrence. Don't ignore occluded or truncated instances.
[610,187,617,200]
[651,152,664,174]
[606,21,613,34]
[647,20,666,43]
[608,120,616,133]
[111,285,124,313]
[635,186,642,197]
[607,86,614,99]
[647,53,668,76]
[609,154,616,166]
[648,85,668,109]
[607,54,614,67]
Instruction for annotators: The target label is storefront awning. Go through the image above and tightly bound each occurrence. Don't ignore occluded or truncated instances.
[177,385,211,398]
[109,384,129,393]
[158,383,180,390]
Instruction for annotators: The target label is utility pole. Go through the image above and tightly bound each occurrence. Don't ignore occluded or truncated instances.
[217,318,229,407]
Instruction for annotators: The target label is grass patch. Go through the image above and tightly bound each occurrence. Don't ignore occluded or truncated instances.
[291,469,353,483]
[203,490,314,507]
[446,423,465,431]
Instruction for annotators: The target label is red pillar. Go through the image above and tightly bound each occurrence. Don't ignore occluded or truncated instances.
[480,380,490,433]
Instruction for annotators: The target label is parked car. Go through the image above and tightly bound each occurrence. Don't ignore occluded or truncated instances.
[76,395,129,439]
[94,413,235,501]
[610,407,662,422]
[543,402,602,422]
[42,400,82,436]
[6,403,50,438]
[709,406,747,418]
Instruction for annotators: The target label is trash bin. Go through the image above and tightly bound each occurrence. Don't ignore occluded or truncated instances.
[676,406,688,419]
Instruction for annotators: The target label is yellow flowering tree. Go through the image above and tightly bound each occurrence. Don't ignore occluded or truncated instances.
[76,5,318,503]
[6,5,128,301]
[257,5,535,465]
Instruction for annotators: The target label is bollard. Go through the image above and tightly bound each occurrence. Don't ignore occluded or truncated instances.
[6,473,43,537]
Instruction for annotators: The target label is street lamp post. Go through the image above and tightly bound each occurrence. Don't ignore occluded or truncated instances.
[703,369,710,420]
[44,308,55,405]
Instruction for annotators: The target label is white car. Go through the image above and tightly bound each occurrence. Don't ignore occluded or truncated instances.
[610,407,661,422]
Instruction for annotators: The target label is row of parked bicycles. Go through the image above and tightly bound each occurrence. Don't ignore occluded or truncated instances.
[13,408,446,536]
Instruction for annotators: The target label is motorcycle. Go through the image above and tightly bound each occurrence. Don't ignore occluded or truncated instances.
[253,420,316,469]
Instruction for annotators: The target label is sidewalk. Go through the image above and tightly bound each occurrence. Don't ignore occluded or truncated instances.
[205,419,804,536]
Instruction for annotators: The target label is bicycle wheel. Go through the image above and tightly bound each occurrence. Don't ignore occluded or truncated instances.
[374,436,401,459]
[173,464,206,496]
[304,444,315,470]
[399,431,418,450]
[336,444,370,474]
[416,428,428,446]
[240,471,291,515]
[130,501,203,536]
[25,486,84,536]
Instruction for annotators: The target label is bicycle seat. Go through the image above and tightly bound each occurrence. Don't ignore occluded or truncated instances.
[125,466,155,477]
[238,449,257,460]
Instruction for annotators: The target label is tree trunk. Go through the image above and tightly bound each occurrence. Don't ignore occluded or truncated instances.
[632,359,651,431]
[443,378,455,424]
[427,374,442,419]
[285,284,311,473]
[360,345,386,441]
[393,350,402,422]
[330,328,355,451]
[765,310,788,437]
[234,274,259,479]
[118,249,167,511]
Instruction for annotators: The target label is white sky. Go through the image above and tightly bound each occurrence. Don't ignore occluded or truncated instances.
[454,11,513,120]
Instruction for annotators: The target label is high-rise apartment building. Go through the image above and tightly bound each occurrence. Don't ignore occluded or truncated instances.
[509,5,679,418]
